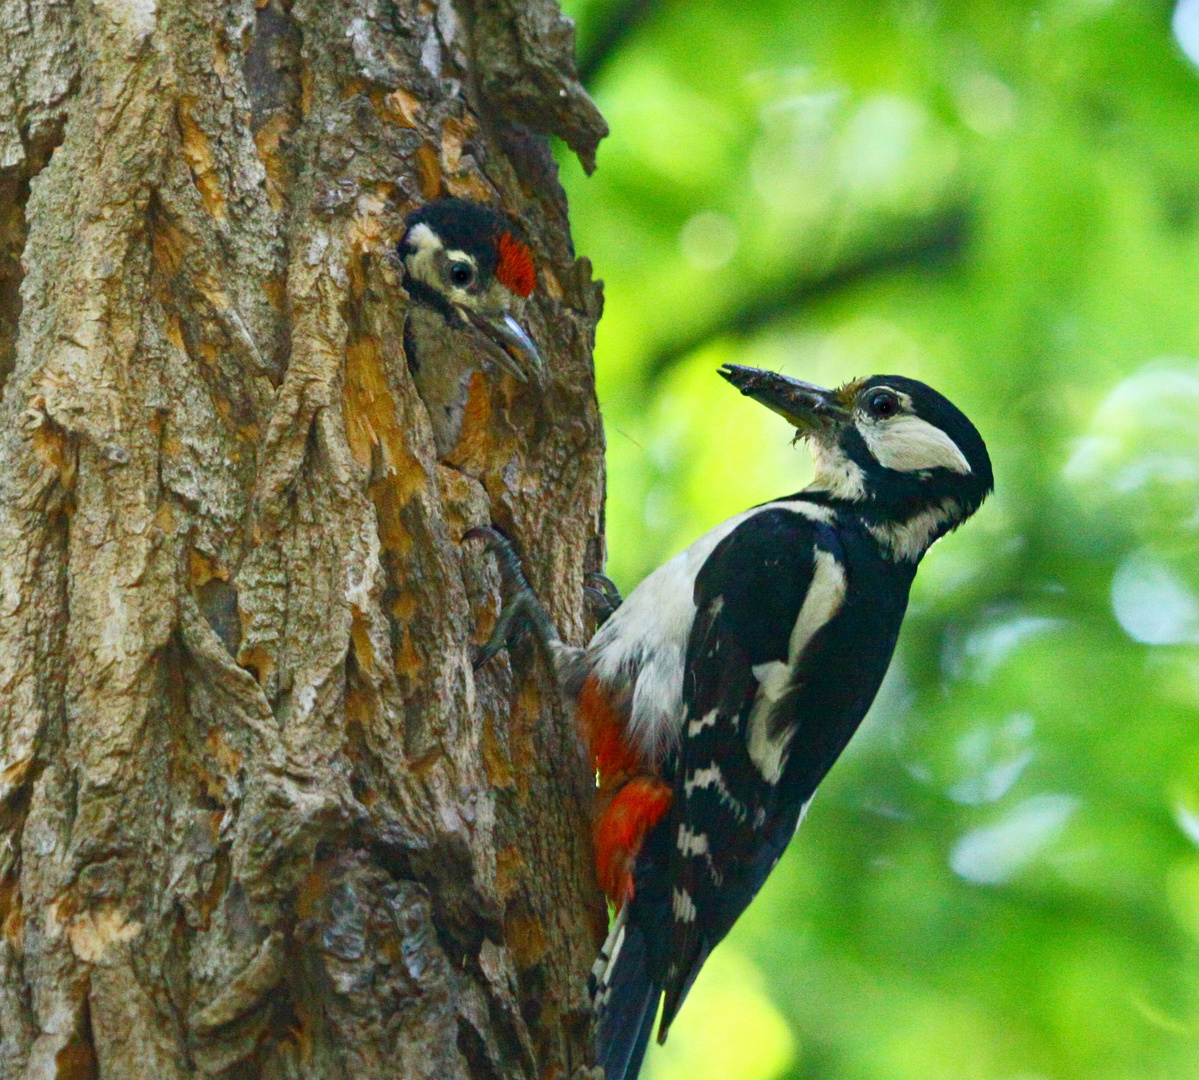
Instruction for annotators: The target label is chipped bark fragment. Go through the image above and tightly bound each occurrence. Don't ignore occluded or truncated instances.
[191,930,287,1033]
[459,0,609,173]
[0,0,608,1076]
[415,141,444,198]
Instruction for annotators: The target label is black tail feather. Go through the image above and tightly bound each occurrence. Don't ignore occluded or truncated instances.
[594,918,661,1080]
[657,940,710,1045]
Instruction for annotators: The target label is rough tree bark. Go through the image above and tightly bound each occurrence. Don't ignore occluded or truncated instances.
[0,1,610,1077]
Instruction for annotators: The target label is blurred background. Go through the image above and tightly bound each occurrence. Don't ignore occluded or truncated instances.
[553,1,1199,1077]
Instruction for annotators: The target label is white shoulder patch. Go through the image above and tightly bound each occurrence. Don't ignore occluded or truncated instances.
[745,660,792,784]
[788,549,848,657]
[745,548,847,783]
[858,414,972,475]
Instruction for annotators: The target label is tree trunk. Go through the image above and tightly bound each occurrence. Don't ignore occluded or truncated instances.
[0,1,609,1077]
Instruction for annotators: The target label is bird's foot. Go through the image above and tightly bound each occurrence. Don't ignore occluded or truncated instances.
[465,526,559,669]
[584,573,623,626]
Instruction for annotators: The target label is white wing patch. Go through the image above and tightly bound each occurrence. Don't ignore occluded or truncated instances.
[859,413,972,475]
[745,549,847,783]
[684,763,749,822]
[672,887,698,923]
[677,824,710,856]
[684,764,725,797]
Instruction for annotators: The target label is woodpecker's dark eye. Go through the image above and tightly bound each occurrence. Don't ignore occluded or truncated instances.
[865,388,900,419]
[449,262,474,287]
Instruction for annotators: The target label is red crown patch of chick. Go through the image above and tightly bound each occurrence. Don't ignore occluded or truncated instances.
[496,231,536,298]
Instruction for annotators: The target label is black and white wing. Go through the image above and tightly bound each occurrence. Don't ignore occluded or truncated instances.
[657,505,846,1034]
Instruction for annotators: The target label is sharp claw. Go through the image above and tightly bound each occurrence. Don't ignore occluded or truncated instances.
[584,587,618,627]
[584,572,622,627]
[473,633,509,670]
[464,526,528,591]
[585,572,623,608]
[463,526,560,666]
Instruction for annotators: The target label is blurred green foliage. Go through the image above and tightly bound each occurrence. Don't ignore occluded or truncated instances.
[555,1,1199,1077]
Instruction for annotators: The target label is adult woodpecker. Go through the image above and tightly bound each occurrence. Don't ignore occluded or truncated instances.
[398,199,542,457]
[469,365,993,1080]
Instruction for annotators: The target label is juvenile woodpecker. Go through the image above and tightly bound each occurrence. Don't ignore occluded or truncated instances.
[470,365,993,1080]
[398,199,542,457]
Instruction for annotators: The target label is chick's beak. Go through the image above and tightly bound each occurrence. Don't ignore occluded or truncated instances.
[718,364,850,434]
[470,311,544,382]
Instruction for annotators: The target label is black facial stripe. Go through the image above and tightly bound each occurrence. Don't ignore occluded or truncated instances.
[838,424,878,472]
[405,277,460,326]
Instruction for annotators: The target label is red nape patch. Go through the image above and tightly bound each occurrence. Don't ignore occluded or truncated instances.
[496,232,536,297]
[577,676,643,781]
[595,777,673,907]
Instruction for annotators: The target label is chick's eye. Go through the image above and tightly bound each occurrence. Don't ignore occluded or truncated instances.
[449,262,474,287]
[866,389,899,419]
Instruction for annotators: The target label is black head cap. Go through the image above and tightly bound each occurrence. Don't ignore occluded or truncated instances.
[720,364,993,557]
[399,199,536,297]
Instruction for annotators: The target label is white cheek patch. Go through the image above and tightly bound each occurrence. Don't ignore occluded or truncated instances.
[859,414,972,475]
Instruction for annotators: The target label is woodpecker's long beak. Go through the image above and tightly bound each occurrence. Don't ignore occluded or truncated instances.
[719,364,850,434]
[469,311,544,382]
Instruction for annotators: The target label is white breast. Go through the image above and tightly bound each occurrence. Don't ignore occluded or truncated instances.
[587,499,835,761]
